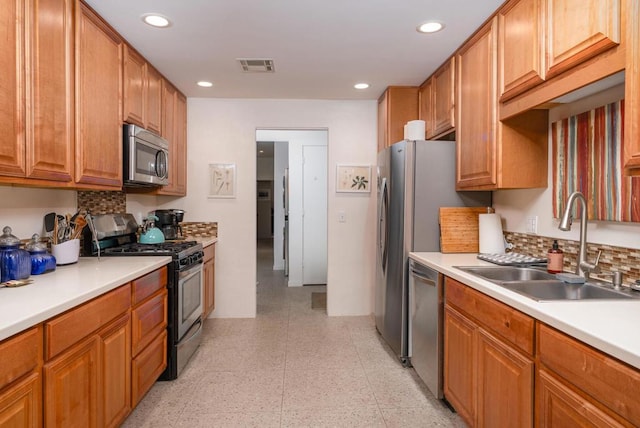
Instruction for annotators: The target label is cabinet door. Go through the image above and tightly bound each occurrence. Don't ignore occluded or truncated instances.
[377,87,418,151]
[123,45,146,127]
[27,0,74,182]
[75,1,122,188]
[498,0,545,100]
[477,329,534,427]
[99,315,131,428]
[44,336,99,428]
[146,66,162,135]
[537,369,625,428]
[444,305,476,427]
[131,330,167,407]
[418,78,433,139]
[456,18,498,189]
[174,92,187,195]
[203,257,215,318]
[545,0,620,78]
[624,0,640,174]
[432,58,455,137]
[0,373,42,428]
[0,0,26,177]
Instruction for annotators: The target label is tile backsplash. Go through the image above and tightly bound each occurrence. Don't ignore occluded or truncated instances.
[77,191,126,215]
[504,231,640,287]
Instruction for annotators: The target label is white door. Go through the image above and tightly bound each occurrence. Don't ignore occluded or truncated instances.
[302,145,327,284]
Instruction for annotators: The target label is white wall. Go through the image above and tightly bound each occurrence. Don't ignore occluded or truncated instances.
[184,98,377,317]
[0,187,76,239]
[494,85,640,250]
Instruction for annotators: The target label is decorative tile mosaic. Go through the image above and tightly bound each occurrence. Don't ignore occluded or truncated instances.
[504,231,640,288]
[181,222,218,237]
[77,191,126,215]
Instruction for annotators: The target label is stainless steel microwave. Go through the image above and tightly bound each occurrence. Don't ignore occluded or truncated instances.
[123,124,169,187]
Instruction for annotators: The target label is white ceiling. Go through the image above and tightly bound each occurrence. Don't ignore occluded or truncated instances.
[84,0,505,100]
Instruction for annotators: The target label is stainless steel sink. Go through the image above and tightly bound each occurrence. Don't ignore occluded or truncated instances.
[455,266,640,301]
[457,266,555,282]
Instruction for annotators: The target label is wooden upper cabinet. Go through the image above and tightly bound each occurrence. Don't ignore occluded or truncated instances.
[156,82,186,196]
[418,78,433,139]
[456,18,498,189]
[498,0,545,101]
[457,16,548,190]
[75,1,123,189]
[146,66,162,135]
[624,0,640,175]
[0,0,26,177]
[432,57,456,137]
[545,0,620,78]
[123,45,163,135]
[377,86,418,151]
[123,45,146,127]
[28,0,75,182]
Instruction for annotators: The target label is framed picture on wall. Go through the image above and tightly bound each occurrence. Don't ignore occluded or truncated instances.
[209,163,236,198]
[336,164,371,193]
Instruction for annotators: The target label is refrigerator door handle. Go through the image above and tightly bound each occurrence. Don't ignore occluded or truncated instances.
[379,177,389,273]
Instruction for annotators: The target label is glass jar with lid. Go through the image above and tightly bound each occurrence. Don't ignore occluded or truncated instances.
[26,234,56,275]
[0,226,31,282]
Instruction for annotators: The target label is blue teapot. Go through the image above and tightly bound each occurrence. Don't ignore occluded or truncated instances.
[139,215,165,244]
[0,226,31,282]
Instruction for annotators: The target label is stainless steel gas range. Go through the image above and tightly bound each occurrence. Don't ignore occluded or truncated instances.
[83,213,203,380]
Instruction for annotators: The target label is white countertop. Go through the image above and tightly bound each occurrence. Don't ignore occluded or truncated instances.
[410,252,640,370]
[191,236,217,247]
[0,256,171,342]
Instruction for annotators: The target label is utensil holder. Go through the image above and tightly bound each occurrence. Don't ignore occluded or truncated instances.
[51,239,80,265]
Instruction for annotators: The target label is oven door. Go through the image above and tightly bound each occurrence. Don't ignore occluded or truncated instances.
[177,261,203,340]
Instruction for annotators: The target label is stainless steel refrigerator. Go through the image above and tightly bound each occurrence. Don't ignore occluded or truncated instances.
[375,140,490,364]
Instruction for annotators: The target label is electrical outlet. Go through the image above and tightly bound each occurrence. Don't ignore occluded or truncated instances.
[526,216,538,234]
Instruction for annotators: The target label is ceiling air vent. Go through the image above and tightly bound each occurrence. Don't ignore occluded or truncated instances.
[237,58,275,73]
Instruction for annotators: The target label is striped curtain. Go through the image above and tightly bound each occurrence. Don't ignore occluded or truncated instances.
[552,100,640,222]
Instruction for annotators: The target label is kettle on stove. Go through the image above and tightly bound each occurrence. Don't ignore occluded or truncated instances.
[139,215,165,244]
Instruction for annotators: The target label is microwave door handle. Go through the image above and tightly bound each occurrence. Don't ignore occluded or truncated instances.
[156,151,168,178]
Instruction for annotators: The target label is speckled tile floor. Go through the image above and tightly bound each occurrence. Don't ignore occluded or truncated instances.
[122,239,463,427]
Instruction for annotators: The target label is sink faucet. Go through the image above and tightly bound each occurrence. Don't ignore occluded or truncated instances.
[558,191,601,279]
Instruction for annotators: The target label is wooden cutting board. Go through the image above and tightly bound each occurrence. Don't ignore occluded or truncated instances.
[439,207,490,253]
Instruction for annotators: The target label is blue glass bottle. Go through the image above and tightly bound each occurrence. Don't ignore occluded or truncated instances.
[0,226,31,282]
[26,234,56,275]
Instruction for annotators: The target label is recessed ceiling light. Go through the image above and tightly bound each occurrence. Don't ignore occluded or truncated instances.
[197,81,213,88]
[142,14,171,28]
[354,83,370,90]
[417,21,444,33]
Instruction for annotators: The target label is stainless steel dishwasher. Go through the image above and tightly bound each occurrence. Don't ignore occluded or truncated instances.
[409,258,444,399]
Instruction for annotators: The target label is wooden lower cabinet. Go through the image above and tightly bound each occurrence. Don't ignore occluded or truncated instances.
[477,328,533,427]
[443,306,476,426]
[202,243,216,319]
[44,313,131,428]
[0,326,43,427]
[131,330,167,407]
[0,373,41,428]
[444,277,534,427]
[537,368,626,428]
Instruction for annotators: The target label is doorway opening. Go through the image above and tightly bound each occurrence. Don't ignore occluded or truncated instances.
[255,129,328,310]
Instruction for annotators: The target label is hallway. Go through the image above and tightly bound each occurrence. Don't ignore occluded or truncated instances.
[122,240,462,427]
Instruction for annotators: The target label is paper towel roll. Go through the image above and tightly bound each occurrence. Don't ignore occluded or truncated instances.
[406,120,425,140]
[479,213,505,254]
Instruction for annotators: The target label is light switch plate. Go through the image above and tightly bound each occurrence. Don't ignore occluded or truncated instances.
[526,216,538,234]
[338,211,346,223]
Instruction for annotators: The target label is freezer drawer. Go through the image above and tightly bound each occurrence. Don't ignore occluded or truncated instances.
[409,259,444,399]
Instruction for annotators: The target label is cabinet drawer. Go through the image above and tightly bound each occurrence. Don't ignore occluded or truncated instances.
[445,277,534,355]
[538,324,640,426]
[131,330,167,406]
[45,284,131,360]
[203,244,215,263]
[132,289,168,356]
[0,326,42,389]
[132,266,167,305]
